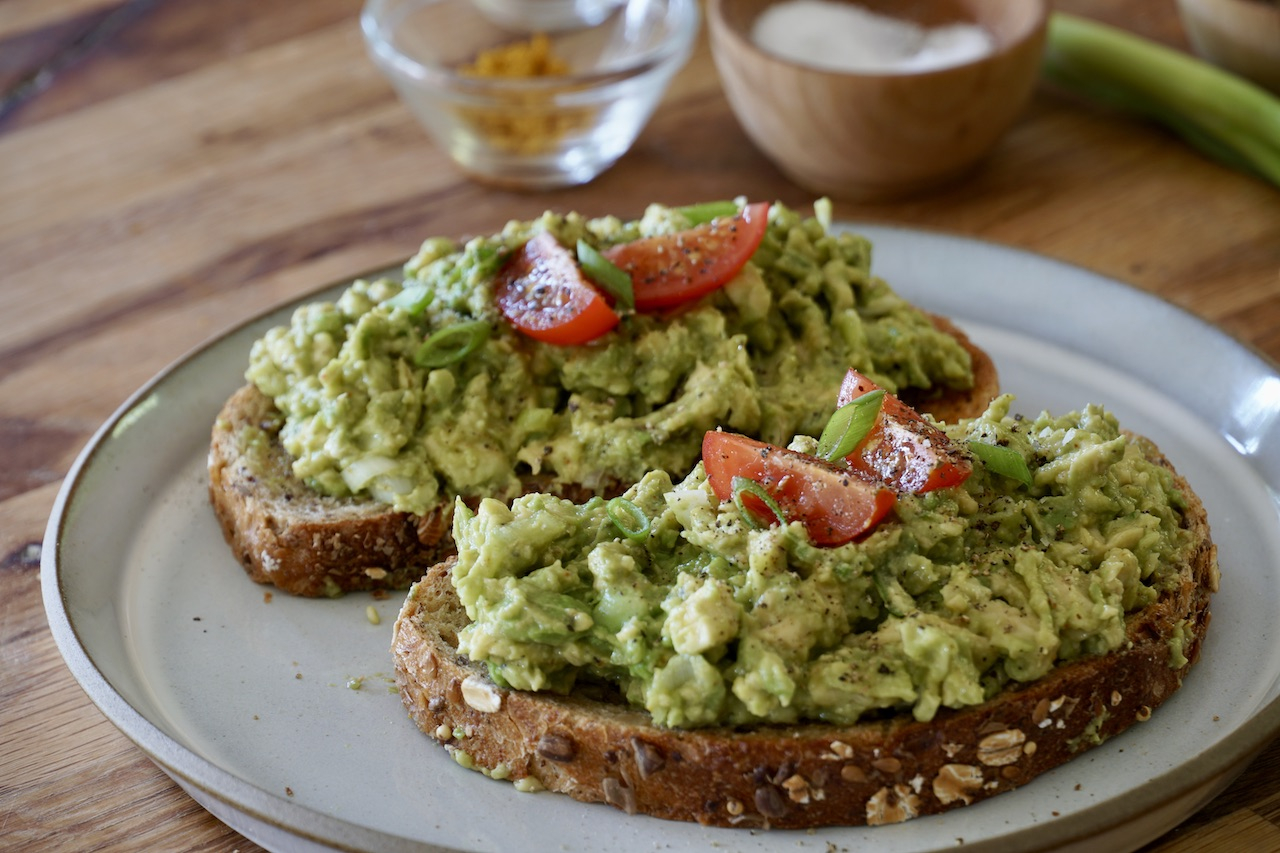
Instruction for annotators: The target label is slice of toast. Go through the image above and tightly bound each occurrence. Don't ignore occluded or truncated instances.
[207,383,604,598]
[208,315,998,597]
[208,383,440,598]
[390,444,1216,829]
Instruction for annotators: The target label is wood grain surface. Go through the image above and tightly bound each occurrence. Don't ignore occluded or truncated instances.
[2,0,1278,850]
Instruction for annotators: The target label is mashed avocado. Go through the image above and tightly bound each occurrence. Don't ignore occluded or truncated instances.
[246,201,972,516]
[450,396,1194,728]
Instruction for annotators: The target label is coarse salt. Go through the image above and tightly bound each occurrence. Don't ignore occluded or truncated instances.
[751,0,994,74]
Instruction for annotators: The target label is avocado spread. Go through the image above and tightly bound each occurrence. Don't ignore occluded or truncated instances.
[450,396,1194,728]
[246,201,972,516]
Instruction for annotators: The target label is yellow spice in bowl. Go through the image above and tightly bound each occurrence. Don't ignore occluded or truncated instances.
[458,34,594,155]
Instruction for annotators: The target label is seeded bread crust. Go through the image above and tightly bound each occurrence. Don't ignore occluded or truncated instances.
[208,316,997,597]
[390,446,1216,829]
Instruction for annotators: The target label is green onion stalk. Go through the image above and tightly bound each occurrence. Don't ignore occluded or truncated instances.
[576,240,634,311]
[1043,12,1280,188]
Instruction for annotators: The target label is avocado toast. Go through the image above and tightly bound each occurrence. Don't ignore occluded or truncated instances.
[391,389,1217,828]
[209,200,997,596]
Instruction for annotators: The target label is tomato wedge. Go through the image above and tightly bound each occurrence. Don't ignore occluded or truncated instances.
[702,431,896,546]
[495,232,619,346]
[604,201,770,311]
[836,369,972,493]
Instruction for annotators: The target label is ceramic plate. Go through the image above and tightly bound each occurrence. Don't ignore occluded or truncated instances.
[43,224,1280,853]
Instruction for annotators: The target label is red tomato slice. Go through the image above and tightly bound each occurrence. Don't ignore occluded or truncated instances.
[495,232,619,346]
[836,370,972,493]
[604,202,770,311]
[702,431,896,546]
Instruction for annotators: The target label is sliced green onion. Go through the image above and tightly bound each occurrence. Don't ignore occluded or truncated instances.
[414,320,489,368]
[1043,12,1280,187]
[576,239,634,312]
[731,475,787,530]
[383,283,433,316]
[968,441,1034,487]
[674,200,739,225]
[606,497,650,540]
[816,390,884,462]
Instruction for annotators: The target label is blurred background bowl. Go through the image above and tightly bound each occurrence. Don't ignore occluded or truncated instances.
[471,0,628,31]
[362,0,699,190]
[707,0,1048,201]
[1176,0,1280,95]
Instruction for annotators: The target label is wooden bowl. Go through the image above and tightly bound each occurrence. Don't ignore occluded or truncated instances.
[707,0,1048,200]
[1176,0,1280,95]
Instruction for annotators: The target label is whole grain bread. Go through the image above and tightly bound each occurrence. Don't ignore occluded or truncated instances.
[209,315,997,597]
[208,384,602,598]
[389,445,1217,829]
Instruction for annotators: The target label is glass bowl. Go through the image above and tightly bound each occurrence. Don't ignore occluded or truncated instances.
[471,0,627,31]
[361,0,699,190]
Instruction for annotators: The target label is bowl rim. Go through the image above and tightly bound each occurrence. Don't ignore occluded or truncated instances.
[707,0,1049,79]
[361,0,701,92]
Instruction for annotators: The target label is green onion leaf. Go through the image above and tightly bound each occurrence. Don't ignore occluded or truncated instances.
[731,475,787,530]
[414,320,489,368]
[606,497,650,540]
[816,390,885,462]
[968,441,1034,487]
[1043,12,1280,188]
[674,200,740,225]
[383,283,433,316]
[576,239,634,312]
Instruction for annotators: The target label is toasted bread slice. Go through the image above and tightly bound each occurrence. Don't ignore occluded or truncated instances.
[208,383,605,597]
[209,315,997,597]
[389,445,1216,829]
[208,384,440,598]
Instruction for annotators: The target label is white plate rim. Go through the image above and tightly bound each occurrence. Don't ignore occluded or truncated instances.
[41,222,1280,853]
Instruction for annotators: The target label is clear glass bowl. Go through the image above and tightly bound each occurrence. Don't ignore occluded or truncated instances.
[361,0,699,190]
[471,0,627,31]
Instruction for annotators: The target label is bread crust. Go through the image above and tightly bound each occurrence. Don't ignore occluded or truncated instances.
[207,384,614,596]
[209,316,998,596]
[390,446,1216,829]
[903,315,999,425]
[207,384,441,597]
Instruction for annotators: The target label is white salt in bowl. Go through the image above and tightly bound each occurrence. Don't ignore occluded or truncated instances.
[708,0,1048,200]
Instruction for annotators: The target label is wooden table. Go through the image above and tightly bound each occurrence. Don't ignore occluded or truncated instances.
[2,0,1277,850]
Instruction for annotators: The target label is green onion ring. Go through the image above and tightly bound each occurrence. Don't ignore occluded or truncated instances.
[606,497,650,540]
[383,283,433,316]
[731,476,787,530]
[414,320,489,368]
